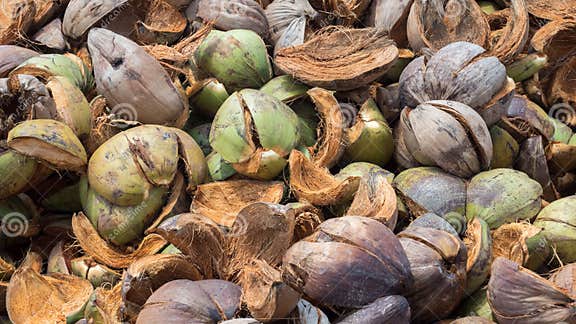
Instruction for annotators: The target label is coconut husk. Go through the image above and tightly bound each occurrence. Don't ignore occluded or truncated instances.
[547,142,576,174]
[225,203,295,281]
[516,136,559,201]
[239,259,300,322]
[345,170,398,229]
[71,212,167,269]
[145,172,190,232]
[288,150,360,206]
[190,180,284,227]
[307,88,347,169]
[287,202,324,242]
[463,217,492,295]
[553,172,576,196]
[90,284,124,324]
[0,257,15,281]
[135,0,187,44]
[87,96,121,155]
[548,55,576,106]
[0,0,36,45]
[525,0,576,20]
[152,213,226,278]
[486,0,529,64]
[275,27,399,91]
[531,19,576,67]
[406,0,490,52]
[364,0,413,47]
[121,254,204,319]
[549,263,576,298]
[310,0,371,25]
[492,222,545,267]
[6,252,93,324]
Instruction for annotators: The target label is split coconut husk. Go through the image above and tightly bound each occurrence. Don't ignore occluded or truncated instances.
[406,0,490,52]
[345,169,398,229]
[491,222,550,271]
[548,55,576,107]
[85,284,124,323]
[485,0,529,64]
[531,19,576,68]
[120,254,204,319]
[239,259,300,322]
[71,212,167,269]
[6,252,93,324]
[286,202,324,242]
[0,0,36,45]
[152,212,226,278]
[225,203,295,280]
[525,0,576,20]
[515,136,558,201]
[309,0,370,25]
[190,180,284,227]
[288,150,360,206]
[275,27,399,91]
[135,0,187,44]
[463,217,492,295]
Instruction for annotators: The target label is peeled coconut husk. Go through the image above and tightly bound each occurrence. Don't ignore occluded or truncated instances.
[548,55,576,106]
[87,96,121,155]
[0,256,15,280]
[72,212,167,269]
[288,150,360,206]
[308,88,347,168]
[190,180,284,227]
[547,142,576,174]
[486,0,529,64]
[239,259,300,322]
[275,27,399,91]
[88,284,124,324]
[406,0,490,52]
[525,0,576,20]
[549,263,576,298]
[310,0,371,25]
[225,203,295,281]
[488,257,576,323]
[287,202,324,242]
[152,213,226,279]
[135,0,187,44]
[345,170,398,229]
[145,172,190,232]
[6,252,93,324]
[463,217,492,295]
[491,222,550,270]
[531,19,576,67]
[121,254,204,319]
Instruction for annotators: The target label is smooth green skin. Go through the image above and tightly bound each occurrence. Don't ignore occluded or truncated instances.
[161,244,182,254]
[210,89,300,166]
[7,119,87,169]
[47,76,91,138]
[344,99,394,167]
[466,169,543,229]
[191,79,229,118]
[88,125,179,206]
[457,287,494,320]
[83,291,105,324]
[478,1,498,14]
[550,118,573,144]
[506,54,548,82]
[70,259,120,288]
[523,232,550,271]
[188,123,212,156]
[260,75,308,103]
[231,149,288,180]
[569,134,576,146]
[14,54,91,92]
[336,162,394,184]
[41,181,82,212]
[195,30,272,92]
[82,178,167,246]
[490,125,519,169]
[534,196,576,263]
[465,218,492,295]
[172,128,209,189]
[0,150,37,199]
[381,56,413,83]
[292,100,318,147]
[207,151,237,181]
[393,167,467,216]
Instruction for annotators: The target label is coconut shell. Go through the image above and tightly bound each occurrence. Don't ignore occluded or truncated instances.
[72,212,167,269]
[0,46,38,77]
[6,252,93,324]
[265,0,317,43]
[288,150,360,206]
[292,299,330,324]
[515,136,558,201]
[488,257,576,323]
[275,27,399,91]
[346,169,398,229]
[32,18,67,50]
[282,216,413,308]
[196,0,268,38]
[406,0,490,51]
[364,0,412,46]
[499,96,555,142]
[121,254,204,319]
[136,279,242,323]
[153,213,225,278]
[239,259,300,322]
[226,203,295,280]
